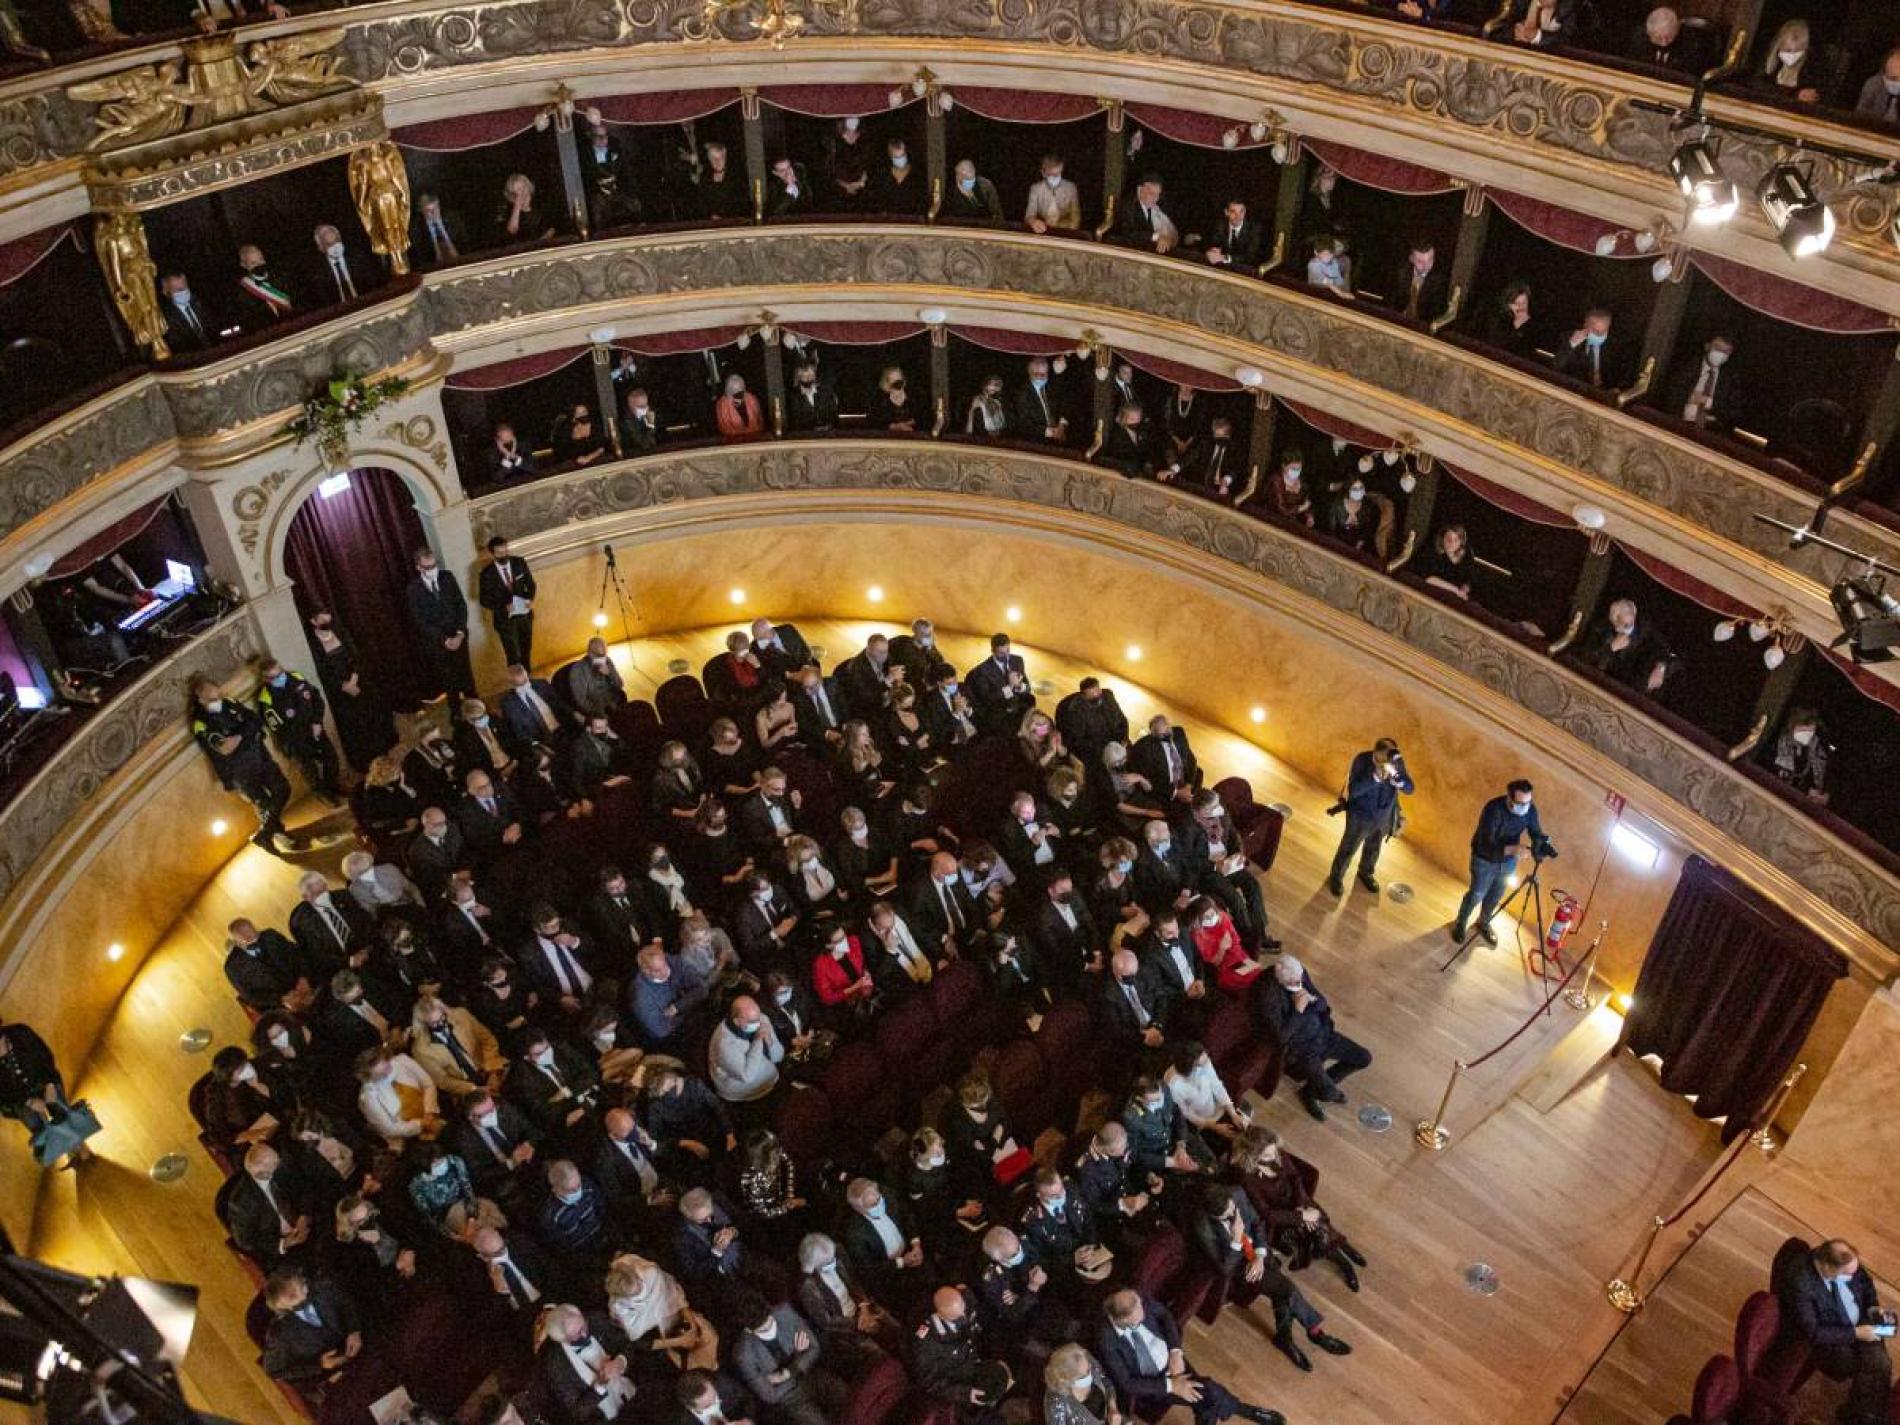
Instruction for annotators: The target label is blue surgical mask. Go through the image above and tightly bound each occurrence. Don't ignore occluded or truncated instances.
[269,673,288,688]
[959,177,975,193]
[1116,859,1133,875]
[1585,331,1607,348]
[1153,840,1171,856]
[738,1020,761,1036]
[1510,800,1531,816]
[1031,379,1046,391]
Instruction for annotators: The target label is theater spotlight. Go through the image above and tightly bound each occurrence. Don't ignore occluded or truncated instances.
[1757,162,1835,258]
[1668,137,1738,226]
[1829,574,1900,664]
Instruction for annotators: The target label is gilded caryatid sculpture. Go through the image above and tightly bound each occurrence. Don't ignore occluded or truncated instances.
[94,211,168,360]
[349,141,413,277]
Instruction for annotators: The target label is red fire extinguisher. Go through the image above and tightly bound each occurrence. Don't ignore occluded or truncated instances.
[1546,892,1582,957]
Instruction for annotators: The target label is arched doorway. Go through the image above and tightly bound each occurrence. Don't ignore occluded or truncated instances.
[284,466,432,714]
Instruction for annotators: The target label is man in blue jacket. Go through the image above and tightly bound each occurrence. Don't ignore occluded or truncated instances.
[1325,737,1414,896]
[1452,778,1552,947]
[1778,1239,1893,1423]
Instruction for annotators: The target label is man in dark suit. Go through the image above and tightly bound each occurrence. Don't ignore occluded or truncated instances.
[792,664,848,748]
[232,244,295,333]
[1391,239,1450,323]
[1553,307,1633,390]
[1778,1239,1893,1424]
[738,768,802,859]
[964,633,1034,734]
[841,1177,928,1313]
[908,852,983,956]
[497,663,569,754]
[1663,334,1744,432]
[785,360,840,433]
[515,910,600,1024]
[589,1106,670,1228]
[749,617,814,680]
[410,809,469,899]
[1189,1182,1347,1370]
[260,1267,363,1385]
[1327,737,1414,897]
[289,871,375,978]
[158,272,219,353]
[1097,949,1167,1055]
[1012,357,1068,444]
[1133,822,1203,921]
[451,1089,542,1207]
[409,192,469,269]
[477,536,537,672]
[1115,174,1179,254]
[225,1144,314,1266]
[319,968,404,1060]
[1179,415,1241,499]
[674,1369,756,1425]
[1020,1168,1108,1282]
[996,790,1064,888]
[1028,871,1100,994]
[507,1024,601,1138]
[404,546,476,703]
[912,1286,1013,1416]
[1097,1287,1285,1424]
[765,154,812,217]
[309,222,381,306]
[1135,912,1209,1027]
[223,917,311,1013]
[482,424,537,486]
[535,1303,635,1419]
[1130,715,1201,803]
[836,633,894,720]
[578,116,640,230]
[457,769,528,861]
[583,864,659,973]
[620,386,663,453]
[1202,199,1264,270]
[1096,403,1156,479]
[922,670,979,755]
[1260,955,1371,1122]
[1055,677,1129,771]
[731,874,801,973]
[473,1224,565,1316]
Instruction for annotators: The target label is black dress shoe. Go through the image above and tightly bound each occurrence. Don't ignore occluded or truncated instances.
[1309,1331,1353,1356]
[1449,923,1467,942]
[1325,876,1345,897]
[1358,872,1379,893]
[1329,1251,1360,1292]
[1276,1335,1313,1372]
[1299,1089,1326,1123]
[1243,1409,1286,1425]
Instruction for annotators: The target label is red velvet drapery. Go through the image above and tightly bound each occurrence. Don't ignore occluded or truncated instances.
[949,325,1078,356]
[1125,103,1266,150]
[590,90,739,125]
[1441,464,1575,528]
[1304,140,1454,195]
[1691,252,1893,336]
[1280,398,1392,449]
[785,321,926,345]
[1617,541,1760,620]
[394,108,543,152]
[614,326,750,356]
[1817,647,1900,716]
[0,224,71,287]
[1117,348,1244,391]
[950,89,1103,123]
[1624,855,1844,1142]
[1486,188,1646,259]
[760,84,918,117]
[445,348,587,391]
[45,494,174,578]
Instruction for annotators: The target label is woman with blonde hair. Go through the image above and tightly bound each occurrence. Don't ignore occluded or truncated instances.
[1230,1123,1366,1292]
[1753,18,1825,103]
[837,719,895,804]
[1019,706,1082,782]
[604,1251,720,1370]
[1044,1342,1121,1425]
[867,364,918,432]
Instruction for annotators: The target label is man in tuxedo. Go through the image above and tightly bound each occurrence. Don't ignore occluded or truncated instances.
[260,1267,363,1386]
[964,633,1033,733]
[1028,871,1100,993]
[841,1177,929,1314]
[223,917,312,1014]
[1012,357,1068,444]
[509,1026,601,1142]
[310,222,381,306]
[739,767,802,858]
[1553,306,1632,390]
[589,1106,671,1227]
[1664,334,1743,432]
[1097,949,1166,1054]
[536,1303,636,1420]
[516,908,599,1024]
[472,1225,563,1316]
[997,790,1063,888]
[457,768,527,860]
[1131,715,1200,802]
[289,871,374,978]
[477,536,537,671]
[1392,239,1449,323]
[1116,174,1179,255]
[158,272,219,353]
[1261,955,1371,1122]
[1179,415,1240,499]
[409,192,468,269]
[766,154,812,217]
[732,874,800,972]
[1778,1239,1893,1423]
[226,1144,314,1266]
[404,546,477,703]
[1097,402,1155,479]
[836,633,893,719]
[749,617,814,680]
[584,864,659,973]
[451,1090,542,1207]
[1135,911,1209,1028]
[793,663,848,747]
[578,115,640,230]
[1096,1288,1284,1425]
[483,424,536,486]
[1203,200,1263,270]
[908,851,983,957]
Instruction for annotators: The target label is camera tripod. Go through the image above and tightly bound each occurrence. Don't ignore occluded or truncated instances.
[1439,850,1565,1007]
[595,542,654,686]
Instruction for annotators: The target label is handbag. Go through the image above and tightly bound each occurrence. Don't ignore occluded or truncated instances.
[991,1143,1034,1186]
[30,1099,101,1168]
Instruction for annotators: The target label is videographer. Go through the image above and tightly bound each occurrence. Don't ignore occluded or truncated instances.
[1325,737,1414,897]
[1452,779,1553,947]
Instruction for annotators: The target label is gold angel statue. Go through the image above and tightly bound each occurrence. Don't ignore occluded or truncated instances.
[68,61,192,149]
[349,141,413,277]
[244,30,353,105]
[94,212,168,359]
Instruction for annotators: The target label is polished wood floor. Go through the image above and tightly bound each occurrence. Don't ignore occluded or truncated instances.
[27,622,1722,1424]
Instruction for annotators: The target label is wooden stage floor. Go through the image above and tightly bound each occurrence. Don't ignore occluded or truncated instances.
[25,622,1722,1424]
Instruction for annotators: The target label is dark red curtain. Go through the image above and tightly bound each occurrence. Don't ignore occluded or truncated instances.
[1442,463,1576,528]
[590,90,738,125]
[0,224,71,287]
[1281,397,1391,449]
[46,493,175,577]
[1624,856,1845,1142]
[951,89,1101,123]
[1690,253,1891,337]
[1617,541,1759,621]
[1125,103,1265,150]
[1486,188,1644,259]
[285,467,432,712]
[394,108,542,152]
[1117,348,1243,391]
[1303,139,1454,195]
[761,84,915,117]
[445,347,587,392]
[616,325,750,356]
[949,325,1077,356]
[786,321,926,345]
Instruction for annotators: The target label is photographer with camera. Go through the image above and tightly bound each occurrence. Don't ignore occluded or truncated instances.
[1325,738,1414,897]
[1452,779,1554,947]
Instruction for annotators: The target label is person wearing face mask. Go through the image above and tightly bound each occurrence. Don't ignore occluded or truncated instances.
[1578,597,1675,697]
[1764,706,1832,802]
[1044,1341,1121,1425]
[784,359,839,433]
[1228,1124,1365,1291]
[1097,401,1158,480]
[1265,451,1315,526]
[192,676,298,855]
[407,191,468,269]
[841,1176,930,1316]
[1857,46,1900,122]
[1014,357,1071,444]
[507,1024,602,1138]
[1028,871,1102,995]
[223,1142,314,1265]
[1190,1182,1353,1374]
[405,1140,496,1240]
[1664,334,1742,431]
[355,1046,443,1150]
[707,995,784,1114]
[561,635,629,720]
[614,382,664,454]
[1453,779,1553,947]
[1324,474,1381,554]
[404,545,477,704]
[535,1301,635,1421]
[979,1225,1080,1356]
[157,271,219,352]
[795,1231,902,1373]
[1261,955,1372,1123]
[308,221,378,306]
[333,1192,421,1311]
[1027,153,1083,233]
[908,849,985,956]
[1122,1072,1215,1180]
[1304,234,1353,300]
[1326,736,1414,897]
[534,1158,611,1260]
[449,1089,542,1210]
[408,991,504,1102]
[943,157,1004,225]
[232,242,295,332]
[577,115,640,230]
[729,1289,849,1425]
[1022,1167,1114,1283]
[1750,18,1829,104]
[966,373,1011,437]
[305,607,397,774]
[1074,1120,1164,1246]
[454,696,516,779]
[810,924,875,1019]
[869,136,925,215]
[1164,1040,1252,1144]
[713,372,765,438]
[1554,306,1631,390]
[224,915,315,1015]
[732,870,801,970]
[480,417,530,486]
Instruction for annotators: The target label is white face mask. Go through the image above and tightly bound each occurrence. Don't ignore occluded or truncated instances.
[326,241,346,261]
[959,177,975,192]
[269,1031,291,1050]
[1778,48,1804,65]
[1706,349,1729,366]
[1510,800,1531,816]
[775,988,794,1006]
[1045,173,1063,188]
[1792,728,1815,746]
[890,153,908,169]
[430,1158,451,1177]
[753,1317,779,1341]
[1201,914,1220,929]
[1074,1374,1093,1392]
[204,699,224,714]
[233,1062,257,1083]
[1348,484,1366,502]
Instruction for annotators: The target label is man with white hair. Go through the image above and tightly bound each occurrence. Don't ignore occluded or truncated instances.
[288,870,373,976]
[976,1224,1078,1349]
[1628,5,1692,68]
[1260,956,1371,1122]
[341,850,421,916]
[536,1302,636,1420]
[748,616,813,681]
[841,1176,926,1314]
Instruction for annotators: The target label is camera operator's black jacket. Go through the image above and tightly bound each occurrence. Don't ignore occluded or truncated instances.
[1469,795,1550,862]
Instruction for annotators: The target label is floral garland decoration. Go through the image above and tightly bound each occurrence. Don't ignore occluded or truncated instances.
[284,372,410,467]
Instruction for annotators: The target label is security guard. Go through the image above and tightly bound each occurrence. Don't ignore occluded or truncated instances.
[191,675,295,855]
[254,658,340,803]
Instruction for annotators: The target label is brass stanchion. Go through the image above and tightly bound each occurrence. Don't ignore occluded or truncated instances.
[1606,1215,1664,1314]
[1564,924,1607,1011]
[1414,1060,1465,1151]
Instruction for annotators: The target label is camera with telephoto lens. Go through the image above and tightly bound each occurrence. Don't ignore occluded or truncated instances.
[1532,837,1558,862]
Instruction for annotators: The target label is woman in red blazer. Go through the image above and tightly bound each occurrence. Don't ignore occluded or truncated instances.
[810,925,876,1017]
[1189,895,1266,993]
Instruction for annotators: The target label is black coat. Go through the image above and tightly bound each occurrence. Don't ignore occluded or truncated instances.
[1129,728,1200,795]
[477,556,537,624]
[223,930,309,1011]
[405,570,470,648]
[261,1274,360,1382]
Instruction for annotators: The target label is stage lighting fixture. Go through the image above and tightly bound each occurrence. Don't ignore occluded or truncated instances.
[1757,163,1834,258]
[1829,573,1900,664]
[1668,139,1738,225]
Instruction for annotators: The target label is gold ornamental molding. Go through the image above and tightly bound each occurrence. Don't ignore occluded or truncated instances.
[465,439,1900,977]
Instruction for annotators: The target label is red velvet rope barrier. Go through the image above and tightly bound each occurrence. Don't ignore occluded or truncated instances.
[1462,950,1595,1070]
[1656,1127,1758,1228]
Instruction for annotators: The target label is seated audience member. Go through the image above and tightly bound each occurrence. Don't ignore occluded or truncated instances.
[578,115,639,229]
[1178,414,1240,499]
[1505,0,1577,49]
[1097,402,1155,479]
[871,136,927,215]
[1117,173,1178,255]
[160,271,218,352]
[1763,706,1831,802]
[945,158,1005,225]
[1394,0,1454,16]
[1229,1124,1366,1290]
[473,1224,562,1315]
[535,1302,636,1420]
[233,244,294,331]
[714,373,765,437]
[592,1106,671,1223]
[552,404,609,468]
[496,173,556,245]
[708,995,784,1110]
[966,372,1010,438]
[1577,598,1674,696]
[410,192,467,268]
[1260,956,1371,1122]
[483,419,538,485]
[260,1266,363,1387]
[1482,281,1537,360]
[1750,19,1829,104]
[355,1046,442,1149]
[226,1143,312,1266]
[1665,335,1742,432]
[695,140,750,219]
[841,1175,928,1308]
[767,154,812,217]
[1096,1287,1284,1425]
[224,917,313,1015]
[1418,523,1480,601]
[1015,357,1070,444]
[1777,1239,1893,1425]
[1044,1343,1121,1425]
[1553,307,1630,390]
[913,1286,1013,1415]
[1027,153,1083,233]
[620,385,663,451]
[535,1158,611,1260]
[979,1224,1079,1353]
[1858,48,1900,123]
[311,223,378,305]
[1391,239,1448,323]
[451,1089,541,1207]
[1190,1181,1352,1371]
[409,1141,498,1240]
[1266,453,1315,525]
[563,637,627,720]
[1305,235,1353,299]
[410,993,504,1101]
[605,1250,719,1371]
[1203,200,1262,269]
[866,365,918,432]
[1324,474,1379,553]
[796,1232,899,1374]
[785,361,839,433]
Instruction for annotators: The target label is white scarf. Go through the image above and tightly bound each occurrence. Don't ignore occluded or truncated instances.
[879,915,931,983]
[648,863,693,917]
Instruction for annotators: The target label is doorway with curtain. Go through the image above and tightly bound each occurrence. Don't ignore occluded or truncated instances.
[284,467,432,713]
